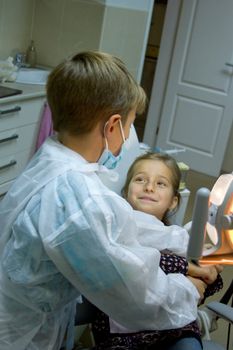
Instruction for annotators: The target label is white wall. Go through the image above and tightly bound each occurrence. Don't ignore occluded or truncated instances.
[99,3,152,81]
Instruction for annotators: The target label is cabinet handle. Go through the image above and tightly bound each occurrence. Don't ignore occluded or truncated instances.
[0,134,19,144]
[0,160,17,171]
[225,62,233,67]
[0,106,21,116]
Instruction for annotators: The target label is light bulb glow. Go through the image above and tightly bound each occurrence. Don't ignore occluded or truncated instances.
[210,174,232,205]
[206,223,218,245]
[224,193,233,247]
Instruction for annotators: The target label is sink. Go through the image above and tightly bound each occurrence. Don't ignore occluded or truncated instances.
[16,67,51,85]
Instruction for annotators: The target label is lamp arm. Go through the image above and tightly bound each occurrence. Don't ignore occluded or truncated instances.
[221,214,233,229]
[187,187,210,264]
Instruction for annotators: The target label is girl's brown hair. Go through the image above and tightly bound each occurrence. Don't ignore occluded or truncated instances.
[122,152,181,225]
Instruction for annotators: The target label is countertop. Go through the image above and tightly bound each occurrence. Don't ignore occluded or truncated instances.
[0,82,46,104]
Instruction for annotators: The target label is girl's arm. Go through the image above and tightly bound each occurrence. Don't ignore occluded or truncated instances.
[160,253,188,275]
[160,253,223,284]
[160,254,223,302]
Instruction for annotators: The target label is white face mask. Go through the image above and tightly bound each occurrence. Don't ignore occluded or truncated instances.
[98,120,126,170]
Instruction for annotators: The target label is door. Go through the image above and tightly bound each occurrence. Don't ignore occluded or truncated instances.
[151,0,233,176]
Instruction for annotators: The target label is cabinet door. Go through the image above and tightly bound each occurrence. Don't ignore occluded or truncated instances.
[155,0,233,176]
[0,97,44,195]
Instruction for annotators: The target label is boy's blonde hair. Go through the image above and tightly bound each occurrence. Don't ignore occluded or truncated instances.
[122,152,181,225]
[46,51,147,134]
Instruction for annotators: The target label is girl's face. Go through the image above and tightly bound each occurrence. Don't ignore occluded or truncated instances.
[126,159,178,220]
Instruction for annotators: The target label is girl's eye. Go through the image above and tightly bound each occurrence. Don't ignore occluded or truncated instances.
[157,181,167,188]
[135,177,146,183]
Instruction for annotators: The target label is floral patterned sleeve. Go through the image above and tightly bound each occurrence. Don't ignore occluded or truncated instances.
[160,252,223,300]
[160,252,188,275]
[204,274,223,298]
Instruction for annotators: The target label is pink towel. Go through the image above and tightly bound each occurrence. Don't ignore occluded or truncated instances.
[35,102,54,151]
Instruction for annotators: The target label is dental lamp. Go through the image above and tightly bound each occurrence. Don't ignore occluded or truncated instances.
[187,173,233,265]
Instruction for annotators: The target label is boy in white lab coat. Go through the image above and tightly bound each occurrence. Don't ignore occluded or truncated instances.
[0,51,210,350]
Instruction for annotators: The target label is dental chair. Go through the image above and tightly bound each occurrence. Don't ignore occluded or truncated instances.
[74,126,233,349]
[200,279,233,350]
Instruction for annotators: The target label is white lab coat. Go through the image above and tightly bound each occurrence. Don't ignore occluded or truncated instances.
[0,136,199,350]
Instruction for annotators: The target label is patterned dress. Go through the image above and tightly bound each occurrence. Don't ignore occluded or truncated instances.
[91,253,223,350]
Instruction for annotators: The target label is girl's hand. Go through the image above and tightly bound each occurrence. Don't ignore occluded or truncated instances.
[188,263,223,284]
[199,264,221,284]
[213,264,224,273]
[187,276,207,303]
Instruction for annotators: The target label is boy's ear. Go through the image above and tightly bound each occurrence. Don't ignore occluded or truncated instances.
[105,114,121,135]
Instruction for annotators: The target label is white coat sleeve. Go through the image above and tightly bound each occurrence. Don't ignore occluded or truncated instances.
[133,210,189,256]
[41,174,199,331]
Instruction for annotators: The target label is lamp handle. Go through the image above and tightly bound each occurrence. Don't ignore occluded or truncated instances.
[187,187,210,264]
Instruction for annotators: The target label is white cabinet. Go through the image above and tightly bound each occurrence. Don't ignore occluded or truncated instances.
[0,93,45,197]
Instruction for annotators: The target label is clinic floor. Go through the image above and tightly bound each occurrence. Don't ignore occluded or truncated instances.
[75,170,233,349]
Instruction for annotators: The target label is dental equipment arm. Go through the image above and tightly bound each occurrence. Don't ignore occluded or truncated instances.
[187,188,210,265]
[187,173,233,265]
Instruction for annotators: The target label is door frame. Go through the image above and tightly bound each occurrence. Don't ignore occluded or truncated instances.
[143,0,181,148]
[136,0,155,82]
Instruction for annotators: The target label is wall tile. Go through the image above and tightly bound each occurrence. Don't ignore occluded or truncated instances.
[60,0,104,59]
[33,0,104,67]
[33,0,65,67]
[0,0,34,59]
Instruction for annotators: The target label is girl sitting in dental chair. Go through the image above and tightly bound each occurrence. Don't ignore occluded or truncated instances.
[91,152,223,350]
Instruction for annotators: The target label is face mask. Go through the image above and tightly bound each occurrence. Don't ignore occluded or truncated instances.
[98,120,126,170]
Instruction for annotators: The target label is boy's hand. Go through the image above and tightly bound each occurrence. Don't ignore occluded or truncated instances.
[188,263,223,284]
